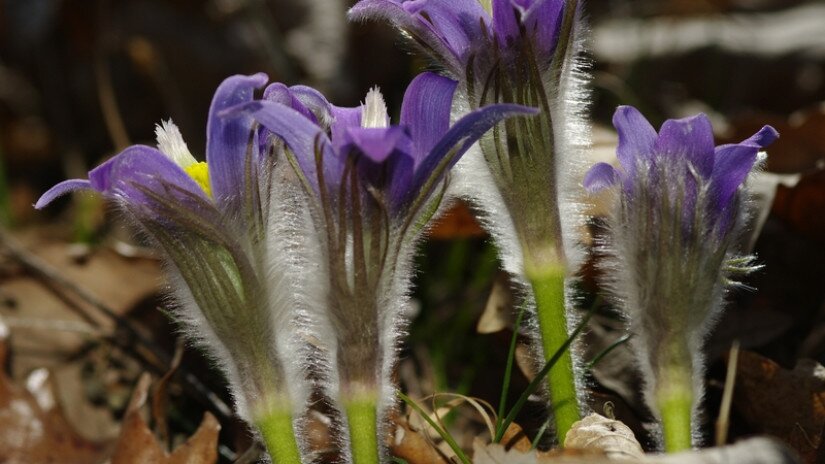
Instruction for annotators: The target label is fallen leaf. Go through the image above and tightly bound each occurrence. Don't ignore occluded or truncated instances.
[732,351,825,463]
[477,274,515,334]
[725,106,825,175]
[391,419,451,464]
[0,321,109,464]
[565,413,645,460]
[772,169,825,243]
[428,201,485,239]
[110,373,220,464]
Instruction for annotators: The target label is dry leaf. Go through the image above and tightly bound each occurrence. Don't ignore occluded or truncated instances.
[391,419,451,464]
[428,200,485,239]
[477,275,514,334]
[0,322,109,464]
[110,373,220,464]
[772,169,825,244]
[726,106,825,175]
[565,413,645,460]
[732,351,825,463]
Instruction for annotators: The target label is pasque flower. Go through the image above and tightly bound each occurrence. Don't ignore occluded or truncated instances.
[234,71,536,463]
[584,106,778,452]
[349,0,590,441]
[36,74,310,463]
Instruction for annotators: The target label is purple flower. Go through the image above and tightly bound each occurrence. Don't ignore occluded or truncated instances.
[584,106,778,236]
[231,71,536,458]
[349,0,565,77]
[584,106,777,449]
[35,74,313,452]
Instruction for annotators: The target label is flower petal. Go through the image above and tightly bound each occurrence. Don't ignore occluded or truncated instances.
[206,73,268,207]
[404,103,538,208]
[710,143,760,211]
[35,179,92,209]
[402,0,490,59]
[89,145,208,205]
[654,113,715,179]
[343,126,410,163]
[238,100,339,192]
[583,162,620,193]
[399,72,458,164]
[330,105,364,154]
[349,0,463,71]
[613,105,656,174]
[741,124,779,148]
[522,0,564,59]
[492,0,522,46]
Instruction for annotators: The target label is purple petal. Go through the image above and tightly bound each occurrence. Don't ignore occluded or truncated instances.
[403,103,538,208]
[35,179,92,209]
[654,113,715,179]
[741,125,779,148]
[343,126,410,163]
[522,0,564,59]
[402,0,490,59]
[710,143,759,210]
[263,83,316,123]
[583,162,620,193]
[238,100,339,192]
[89,146,208,204]
[613,105,656,174]
[399,72,457,164]
[349,0,463,71]
[330,105,364,154]
[206,73,268,206]
[492,0,521,46]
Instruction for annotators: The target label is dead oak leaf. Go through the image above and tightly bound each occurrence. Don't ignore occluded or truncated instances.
[732,351,825,464]
[110,373,220,464]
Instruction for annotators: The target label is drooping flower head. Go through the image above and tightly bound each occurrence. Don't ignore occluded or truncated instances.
[36,74,312,459]
[584,106,778,449]
[232,71,536,459]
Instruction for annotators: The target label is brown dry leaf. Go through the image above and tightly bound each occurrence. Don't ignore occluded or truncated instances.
[473,438,615,464]
[725,106,825,175]
[500,422,533,453]
[565,413,645,461]
[772,169,825,244]
[110,373,220,464]
[477,274,514,334]
[0,229,161,376]
[732,350,825,463]
[428,200,485,239]
[391,418,451,464]
[0,322,109,464]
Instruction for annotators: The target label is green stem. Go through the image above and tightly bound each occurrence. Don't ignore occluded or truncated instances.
[657,352,693,452]
[256,408,302,463]
[526,263,580,443]
[345,393,379,464]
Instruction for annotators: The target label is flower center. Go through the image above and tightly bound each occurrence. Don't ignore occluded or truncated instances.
[184,161,211,197]
[361,87,389,129]
[155,119,211,197]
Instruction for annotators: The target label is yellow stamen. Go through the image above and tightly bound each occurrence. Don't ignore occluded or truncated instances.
[184,162,211,197]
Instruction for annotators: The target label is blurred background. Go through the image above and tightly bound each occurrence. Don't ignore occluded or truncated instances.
[1,0,825,462]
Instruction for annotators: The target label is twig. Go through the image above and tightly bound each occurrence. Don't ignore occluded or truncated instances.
[0,229,234,422]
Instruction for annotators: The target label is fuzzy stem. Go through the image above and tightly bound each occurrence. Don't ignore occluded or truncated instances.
[525,263,580,443]
[656,343,694,452]
[256,407,302,463]
[345,392,380,464]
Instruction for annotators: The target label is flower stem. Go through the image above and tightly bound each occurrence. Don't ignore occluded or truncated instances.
[345,393,379,464]
[526,263,580,443]
[256,408,302,463]
[656,345,694,452]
